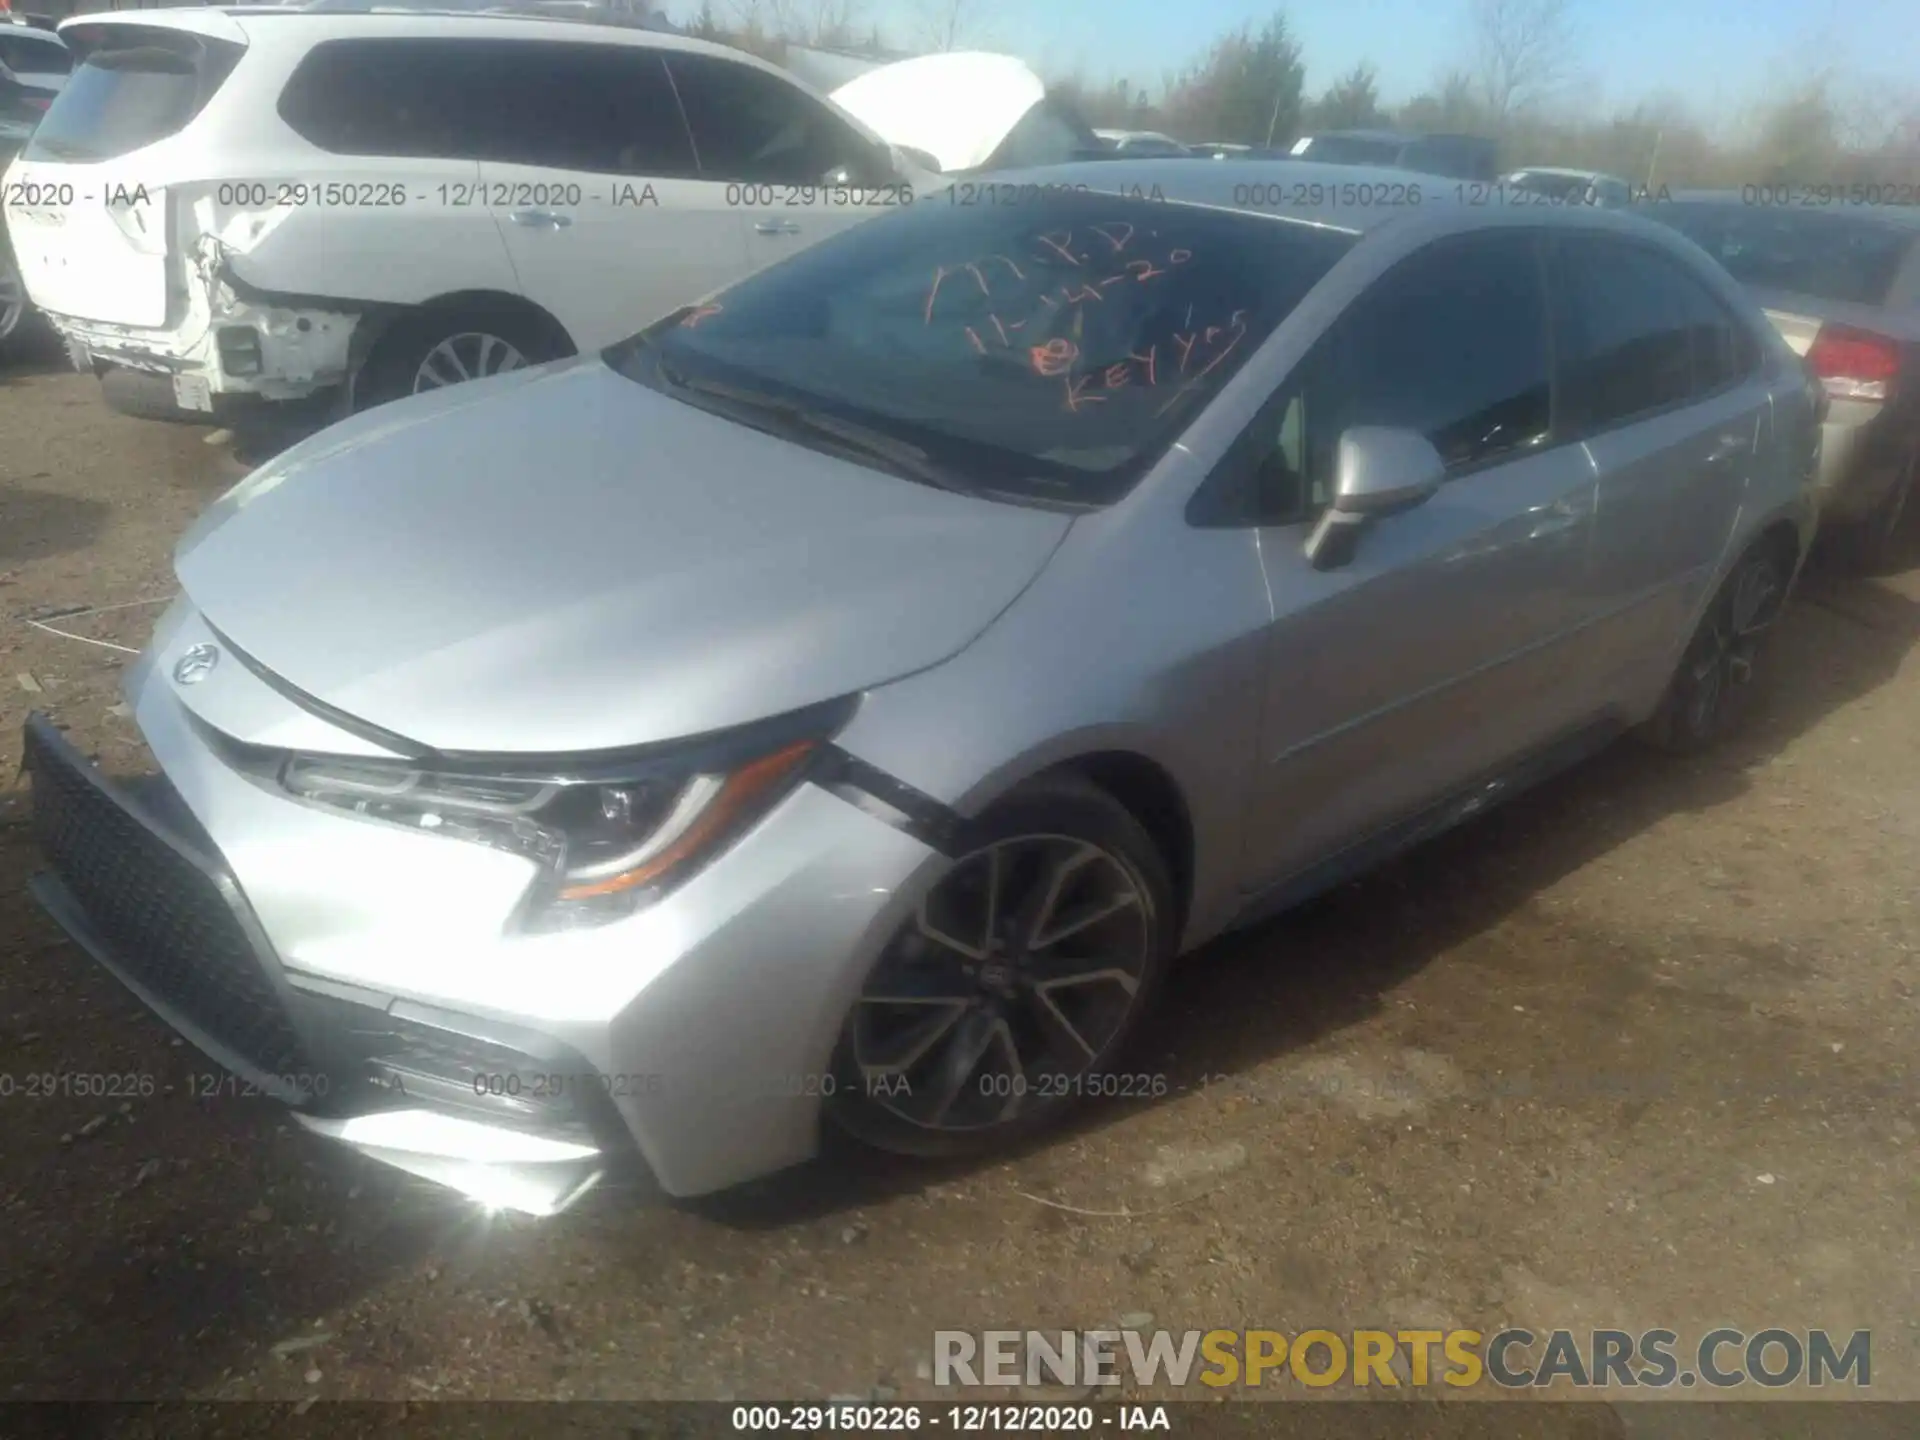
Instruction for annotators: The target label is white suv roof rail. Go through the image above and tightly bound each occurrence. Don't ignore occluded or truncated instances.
[284,0,677,19]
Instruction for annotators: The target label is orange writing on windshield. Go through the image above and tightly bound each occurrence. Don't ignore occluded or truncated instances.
[1031,338,1080,377]
[915,222,1248,413]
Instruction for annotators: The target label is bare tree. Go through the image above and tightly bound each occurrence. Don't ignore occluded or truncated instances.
[1468,0,1576,120]
[1831,73,1914,153]
[732,0,867,45]
[913,0,989,52]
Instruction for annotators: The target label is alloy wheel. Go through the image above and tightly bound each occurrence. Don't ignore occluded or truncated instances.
[0,257,25,347]
[847,835,1155,1134]
[1683,551,1781,736]
[411,332,529,393]
[1872,451,1915,551]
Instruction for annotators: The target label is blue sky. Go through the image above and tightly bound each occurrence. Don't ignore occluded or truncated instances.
[675,0,1920,129]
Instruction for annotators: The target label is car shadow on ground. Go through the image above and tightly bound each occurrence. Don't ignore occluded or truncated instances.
[0,329,68,387]
[1,342,110,565]
[0,485,108,566]
[690,547,1920,1230]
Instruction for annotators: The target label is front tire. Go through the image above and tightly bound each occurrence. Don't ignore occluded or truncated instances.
[826,775,1177,1160]
[1640,539,1790,754]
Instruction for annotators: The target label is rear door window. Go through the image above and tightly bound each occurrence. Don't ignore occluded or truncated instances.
[1550,234,1756,433]
[0,31,71,76]
[24,25,242,162]
[279,38,698,177]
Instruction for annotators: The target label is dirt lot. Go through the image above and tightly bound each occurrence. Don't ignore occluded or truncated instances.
[1,340,1917,1428]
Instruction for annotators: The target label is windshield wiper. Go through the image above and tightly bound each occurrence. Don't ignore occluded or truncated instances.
[656,368,983,498]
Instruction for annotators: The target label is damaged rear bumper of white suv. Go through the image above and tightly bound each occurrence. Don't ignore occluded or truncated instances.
[40,234,361,418]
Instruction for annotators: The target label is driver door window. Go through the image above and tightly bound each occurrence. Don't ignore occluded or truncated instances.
[1229,230,1553,526]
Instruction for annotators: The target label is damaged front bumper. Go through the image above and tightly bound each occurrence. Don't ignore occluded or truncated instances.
[21,711,622,1217]
[48,235,365,410]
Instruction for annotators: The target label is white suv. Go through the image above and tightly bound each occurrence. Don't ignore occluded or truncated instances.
[2,7,1075,420]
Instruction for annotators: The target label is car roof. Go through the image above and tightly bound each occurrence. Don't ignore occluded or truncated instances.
[1003,158,1698,239]
[1659,190,1920,229]
[57,3,749,58]
[1511,166,1607,180]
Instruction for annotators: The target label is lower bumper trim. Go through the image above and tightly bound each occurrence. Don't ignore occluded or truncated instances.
[296,1109,605,1215]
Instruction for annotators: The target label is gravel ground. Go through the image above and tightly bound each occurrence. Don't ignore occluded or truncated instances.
[2,344,1917,1430]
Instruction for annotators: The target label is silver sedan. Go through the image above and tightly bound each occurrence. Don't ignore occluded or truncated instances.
[23,162,1820,1214]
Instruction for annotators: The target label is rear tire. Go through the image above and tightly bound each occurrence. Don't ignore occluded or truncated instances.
[0,237,39,357]
[98,367,204,424]
[825,775,1177,1160]
[1831,449,1916,577]
[1640,539,1790,754]
[353,302,572,412]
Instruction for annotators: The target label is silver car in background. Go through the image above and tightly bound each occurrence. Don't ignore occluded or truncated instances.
[1651,194,1920,569]
[23,162,1819,1215]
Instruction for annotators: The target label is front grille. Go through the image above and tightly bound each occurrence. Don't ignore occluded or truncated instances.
[25,719,310,1078]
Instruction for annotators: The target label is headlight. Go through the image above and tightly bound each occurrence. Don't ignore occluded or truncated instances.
[277,700,852,930]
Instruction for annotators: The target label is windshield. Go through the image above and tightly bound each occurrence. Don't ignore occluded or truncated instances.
[1652,203,1916,308]
[24,27,242,163]
[607,192,1355,508]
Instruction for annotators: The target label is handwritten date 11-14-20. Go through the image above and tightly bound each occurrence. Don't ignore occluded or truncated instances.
[922,221,1248,413]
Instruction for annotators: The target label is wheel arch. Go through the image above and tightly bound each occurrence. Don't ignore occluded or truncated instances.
[918,742,1201,946]
[1051,751,1197,941]
[348,289,579,395]
[1679,504,1810,655]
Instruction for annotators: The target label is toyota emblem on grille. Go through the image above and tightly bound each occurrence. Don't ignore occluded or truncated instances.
[172,643,220,686]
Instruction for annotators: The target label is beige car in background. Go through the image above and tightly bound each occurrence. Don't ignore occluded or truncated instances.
[1652,193,1920,570]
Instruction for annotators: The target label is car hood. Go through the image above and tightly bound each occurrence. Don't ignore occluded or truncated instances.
[830,51,1044,173]
[174,358,1073,756]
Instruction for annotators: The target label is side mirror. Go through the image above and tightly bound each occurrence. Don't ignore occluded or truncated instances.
[1303,426,1445,571]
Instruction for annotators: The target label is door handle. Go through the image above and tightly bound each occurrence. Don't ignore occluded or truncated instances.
[1528,504,1584,540]
[753,220,803,236]
[1705,434,1749,466]
[509,210,572,229]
